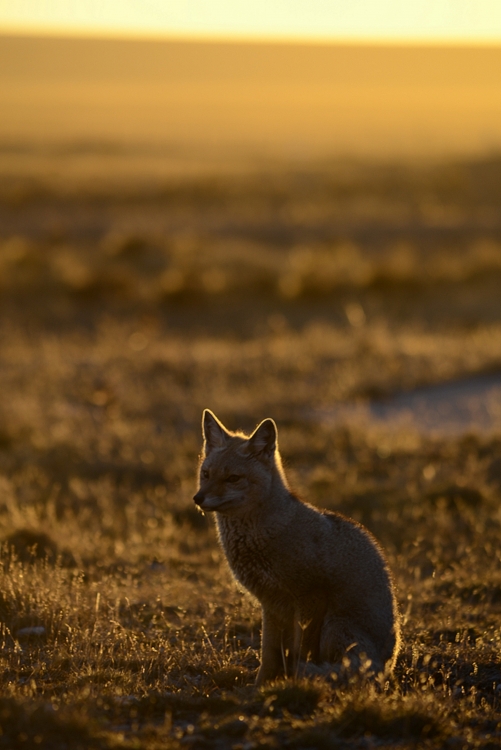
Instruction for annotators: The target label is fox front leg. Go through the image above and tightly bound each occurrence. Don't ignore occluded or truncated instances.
[256,608,294,685]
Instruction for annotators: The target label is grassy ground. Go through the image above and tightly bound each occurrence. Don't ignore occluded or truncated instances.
[1,152,501,748]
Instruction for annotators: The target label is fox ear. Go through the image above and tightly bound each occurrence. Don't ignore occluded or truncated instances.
[202,409,230,452]
[245,418,277,458]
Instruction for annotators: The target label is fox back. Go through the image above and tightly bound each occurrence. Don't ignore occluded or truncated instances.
[194,410,401,684]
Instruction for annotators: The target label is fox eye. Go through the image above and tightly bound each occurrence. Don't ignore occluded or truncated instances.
[225,474,240,483]
[202,469,209,479]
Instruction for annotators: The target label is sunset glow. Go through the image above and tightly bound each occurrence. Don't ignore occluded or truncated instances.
[1,0,501,43]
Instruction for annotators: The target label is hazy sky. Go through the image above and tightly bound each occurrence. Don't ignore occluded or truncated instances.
[1,0,501,43]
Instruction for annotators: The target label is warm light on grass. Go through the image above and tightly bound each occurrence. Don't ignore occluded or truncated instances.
[1,149,501,747]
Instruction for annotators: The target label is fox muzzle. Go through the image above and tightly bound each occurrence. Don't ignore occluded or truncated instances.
[193,491,205,507]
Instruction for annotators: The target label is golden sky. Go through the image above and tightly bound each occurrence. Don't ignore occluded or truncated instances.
[1,0,501,43]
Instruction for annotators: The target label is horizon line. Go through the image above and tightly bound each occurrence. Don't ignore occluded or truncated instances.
[2,25,501,48]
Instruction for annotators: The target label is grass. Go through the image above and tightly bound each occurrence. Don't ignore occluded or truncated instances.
[0,150,501,747]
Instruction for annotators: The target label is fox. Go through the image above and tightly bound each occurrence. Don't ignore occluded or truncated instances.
[193,410,401,685]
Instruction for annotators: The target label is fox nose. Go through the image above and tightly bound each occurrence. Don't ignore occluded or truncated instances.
[193,491,205,506]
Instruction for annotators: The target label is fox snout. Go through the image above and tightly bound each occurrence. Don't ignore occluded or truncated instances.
[193,491,205,507]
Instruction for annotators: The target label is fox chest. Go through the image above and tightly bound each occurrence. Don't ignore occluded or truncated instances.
[216,517,307,605]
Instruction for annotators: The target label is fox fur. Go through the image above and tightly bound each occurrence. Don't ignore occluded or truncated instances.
[194,409,400,685]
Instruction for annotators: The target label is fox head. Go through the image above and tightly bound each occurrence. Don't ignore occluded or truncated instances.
[193,409,286,514]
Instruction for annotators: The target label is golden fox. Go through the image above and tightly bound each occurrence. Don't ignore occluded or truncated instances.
[194,410,400,685]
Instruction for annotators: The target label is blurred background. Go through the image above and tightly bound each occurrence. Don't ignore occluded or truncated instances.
[1,2,501,497]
